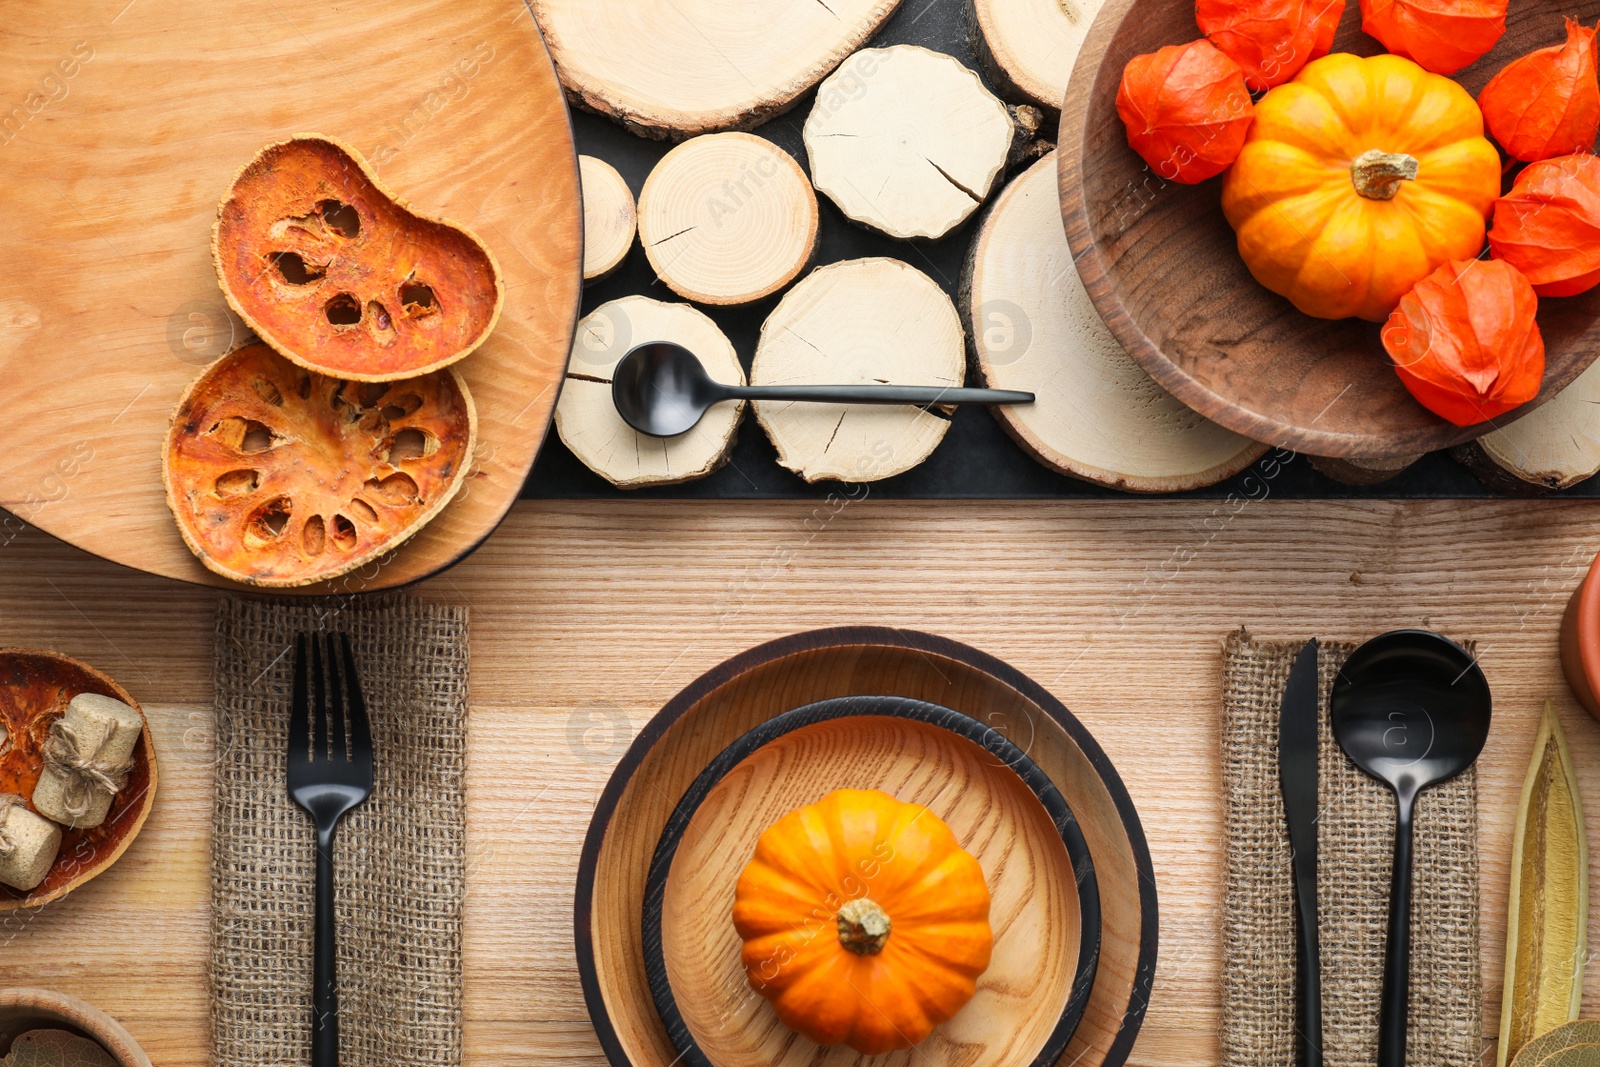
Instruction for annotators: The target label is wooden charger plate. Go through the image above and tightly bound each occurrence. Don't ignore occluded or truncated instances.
[0,650,156,911]
[1058,0,1600,458]
[0,0,582,593]
[575,628,1158,1067]
[642,696,1100,1067]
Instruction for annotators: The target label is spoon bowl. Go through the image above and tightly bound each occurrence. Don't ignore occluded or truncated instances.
[610,342,1035,438]
[1331,630,1491,1067]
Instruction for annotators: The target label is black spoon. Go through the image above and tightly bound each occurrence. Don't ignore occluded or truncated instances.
[1330,630,1492,1067]
[611,342,1035,438]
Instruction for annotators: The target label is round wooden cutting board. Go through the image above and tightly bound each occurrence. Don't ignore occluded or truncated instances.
[0,0,581,592]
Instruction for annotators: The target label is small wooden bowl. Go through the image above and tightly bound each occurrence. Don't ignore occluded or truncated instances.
[0,987,154,1067]
[1560,550,1600,719]
[1058,0,1600,458]
[642,696,1101,1067]
[0,650,157,910]
[575,627,1158,1067]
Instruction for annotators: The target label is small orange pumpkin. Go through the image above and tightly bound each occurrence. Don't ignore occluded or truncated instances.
[732,788,993,1055]
[1222,52,1501,321]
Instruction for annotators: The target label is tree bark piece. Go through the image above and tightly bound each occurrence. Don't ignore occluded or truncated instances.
[638,133,818,306]
[968,0,1107,111]
[1309,453,1424,486]
[1452,359,1600,494]
[963,153,1265,491]
[531,0,904,139]
[579,155,636,284]
[804,45,1018,240]
[555,296,744,488]
[753,257,964,483]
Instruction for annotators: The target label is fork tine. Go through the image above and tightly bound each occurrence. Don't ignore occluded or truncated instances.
[311,630,330,762]
[324,633,348,762]
[339,633,371,761]
[289,633,310,763]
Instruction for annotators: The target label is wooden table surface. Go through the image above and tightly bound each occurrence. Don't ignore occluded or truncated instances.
[2,494,1599,1066]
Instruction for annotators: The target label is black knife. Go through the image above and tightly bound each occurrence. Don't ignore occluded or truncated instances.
[1278,638,1323,1067]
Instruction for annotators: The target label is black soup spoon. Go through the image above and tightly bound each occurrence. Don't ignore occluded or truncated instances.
[611,342,1035,437]
[1330,630,1491,1067]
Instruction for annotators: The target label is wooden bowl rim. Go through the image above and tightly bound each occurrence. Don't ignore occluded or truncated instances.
[0,649,157,912]
[573,625,1159,1067]
[640,695,1103,1067]
[1053,0,1592,458]
[0,986,154,1066]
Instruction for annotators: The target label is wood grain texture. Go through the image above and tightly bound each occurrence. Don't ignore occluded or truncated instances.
[4,495,1600,1066]
[966,0,1107,112]
[1453,357,1600,495]
[530,0,904,138]
[0,987,154,1066]
[0,0,582,594]
[646,703,1092,1067]
[580,157,637,285]
[964,152,1264,492]
[1057,0,1600,458]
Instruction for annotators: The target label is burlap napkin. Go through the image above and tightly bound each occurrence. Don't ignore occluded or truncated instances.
[1221,629,1481,1067]
[209,595,469,1067]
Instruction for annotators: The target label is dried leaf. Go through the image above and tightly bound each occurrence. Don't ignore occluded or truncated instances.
[1513,1021,1600,1067]
[3,1029,116,1067]
[1498,703,1589,1067]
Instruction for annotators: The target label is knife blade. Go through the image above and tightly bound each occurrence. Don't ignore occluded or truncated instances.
[1279,637,1323,1067]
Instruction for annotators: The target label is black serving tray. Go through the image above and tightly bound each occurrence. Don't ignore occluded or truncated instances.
[522,0,1597,501]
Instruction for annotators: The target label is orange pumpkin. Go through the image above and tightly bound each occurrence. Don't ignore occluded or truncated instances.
[1221,52,1501,321]
[732,788,993,1055]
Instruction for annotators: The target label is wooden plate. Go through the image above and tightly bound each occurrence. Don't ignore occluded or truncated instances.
[575,627,1158,1067]
[0,651,156,911]
[1057,0,1600,458]
[0,0,582,593]
[642,696,1100,1067]
[0,987,154,1067]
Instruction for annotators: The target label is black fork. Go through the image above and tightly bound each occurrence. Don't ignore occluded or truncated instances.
[288,632,374,1067]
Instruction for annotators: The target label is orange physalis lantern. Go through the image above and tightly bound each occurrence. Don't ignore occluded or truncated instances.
[1359,0,1507,74]
[1116,40,1255,183]
[1479,20,1600,163]
[1382,259,1545,426]
[1197,0,1345,90]
[1488,153,1600,296]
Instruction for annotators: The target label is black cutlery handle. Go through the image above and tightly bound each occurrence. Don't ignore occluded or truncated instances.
[1292,873,1323,1067]
[314,827,339,1067]
[1378,795,1416,1067]
[724,384,1035,405]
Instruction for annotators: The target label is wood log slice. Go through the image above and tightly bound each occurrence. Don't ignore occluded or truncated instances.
[968,0,1106,112]
[1451,359,1600,494]
[804,46,1019,240]
[555,296,744,488]
[753,258,964,483]
[531,0,904,139]
[963,153,1265,492]
[638,133,818,305]
[580,155,636,284]
[1308,453,1424,486]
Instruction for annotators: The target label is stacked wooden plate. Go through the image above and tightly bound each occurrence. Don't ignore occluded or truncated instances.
[575,628,1158,1067]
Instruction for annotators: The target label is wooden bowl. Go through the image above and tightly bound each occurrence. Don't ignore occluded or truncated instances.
[0,651,157,910]
[1058,0,1600,458]
[0,987,154,1067]
[1559,549,1600,718]
[575,627,1158,1067]
[642,696,1101,1067]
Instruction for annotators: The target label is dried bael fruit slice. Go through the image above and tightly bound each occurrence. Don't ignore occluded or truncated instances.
[163,342,476,587]
[212,135,503,382]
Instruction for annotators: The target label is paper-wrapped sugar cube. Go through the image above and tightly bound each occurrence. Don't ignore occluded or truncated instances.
[0,796,60,891]
[33,691,143,830]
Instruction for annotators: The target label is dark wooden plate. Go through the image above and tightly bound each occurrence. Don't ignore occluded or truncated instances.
[573,627,1157,1067]
[0,650,156,910]
[641,696,1101,1067]
[1058,0,1600,458]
